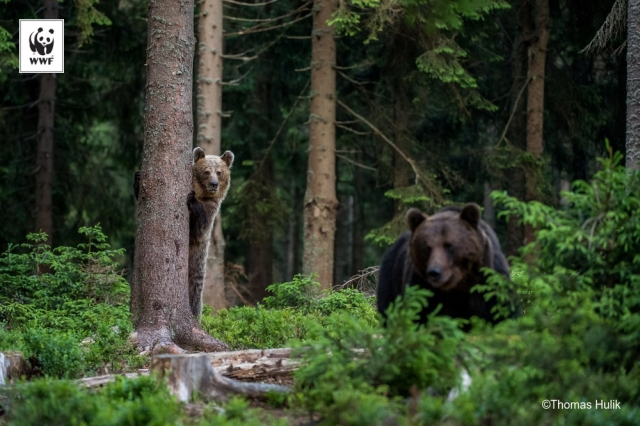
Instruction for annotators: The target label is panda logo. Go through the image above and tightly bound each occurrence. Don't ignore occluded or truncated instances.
[29,28,55,56]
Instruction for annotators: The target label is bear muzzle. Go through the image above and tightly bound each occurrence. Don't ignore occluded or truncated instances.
[207,180,219,192]
[426,267,457,291]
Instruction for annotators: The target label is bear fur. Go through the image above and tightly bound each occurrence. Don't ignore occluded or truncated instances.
[377,203,512,326]
[187,147,234,318]
[133,147,234,318]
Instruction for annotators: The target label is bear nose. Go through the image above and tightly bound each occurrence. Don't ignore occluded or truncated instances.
[210,182,218,189]
[427,266,442,279]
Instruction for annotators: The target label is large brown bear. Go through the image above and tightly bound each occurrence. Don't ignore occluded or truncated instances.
[187,147,234,318]
[133,147,234,319]
[377,203,512,326]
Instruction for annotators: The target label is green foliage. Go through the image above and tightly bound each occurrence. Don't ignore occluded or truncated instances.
[201,305,310,350]
[0,25,18,82]
[5,376,181,426]
[294,286,479,424]
[201,275,378,350]
[290,151,640,425]
[73,0,113,46]
[263,274,320,310]
[365,185,440,246]
[0,226,143,377]
[196,396,289,426]
[21,328,85,379]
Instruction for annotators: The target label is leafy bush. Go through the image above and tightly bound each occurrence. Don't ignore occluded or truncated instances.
[5,376,181,426]
[0,225,142,377]
[294,286,478,424]
[200,305,310,350]
[5,376,289,426]
[202,274,378,350]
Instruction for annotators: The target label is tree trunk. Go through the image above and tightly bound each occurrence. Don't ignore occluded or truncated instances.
[628,0,640,170]
[286,181,301,281]
[524,0,550,244]
[245,159,274,303]
[302,0,338,290]
[196,0,227,311]
[505,0,528,257]
[131,0,227,353]
[35,0,58,245]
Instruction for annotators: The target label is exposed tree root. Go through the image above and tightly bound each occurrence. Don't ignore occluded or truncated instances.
[174,325,229,352]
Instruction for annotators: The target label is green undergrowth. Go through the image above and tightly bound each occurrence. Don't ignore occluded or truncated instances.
[200,274,378,350]
[286,148,640,425]
[0,225,145,378]
[2,375,288,426]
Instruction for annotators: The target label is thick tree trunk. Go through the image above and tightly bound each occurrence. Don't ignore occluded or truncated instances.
[196,0,227,311]
[524,0,550,244]
[302,0,338,290]
[628,0,640,169]
[131,0,227,353]
[34,0,59,245]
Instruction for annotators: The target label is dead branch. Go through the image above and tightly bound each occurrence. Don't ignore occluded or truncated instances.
[496,76,531,148]
[336,266,379,293]
[337,100,425,185]
[223,0,278,7]
[225,13,311,37]
[581,0,627,54]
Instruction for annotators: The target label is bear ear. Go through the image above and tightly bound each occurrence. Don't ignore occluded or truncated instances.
[221,151,234,168]
[193,147,206,163]
[460,203,481,229]
[406,208,427,232]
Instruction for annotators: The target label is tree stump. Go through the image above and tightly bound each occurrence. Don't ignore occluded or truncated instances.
[151,353,291,402]
[0,352,26,385]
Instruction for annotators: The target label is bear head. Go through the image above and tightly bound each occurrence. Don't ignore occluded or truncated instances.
[192,147,234,200]
[406,203,490,292]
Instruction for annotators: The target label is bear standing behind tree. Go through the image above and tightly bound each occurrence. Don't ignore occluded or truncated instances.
[133,147,234,318]
[377,203,514,326]
[188,147,234,318]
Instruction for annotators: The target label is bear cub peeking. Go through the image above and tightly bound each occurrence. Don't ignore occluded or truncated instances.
[188,147,234,318]
[377,203,513,326]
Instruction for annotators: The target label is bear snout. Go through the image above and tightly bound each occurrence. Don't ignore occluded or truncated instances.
[207,181,219,192]
[427,266,442,280]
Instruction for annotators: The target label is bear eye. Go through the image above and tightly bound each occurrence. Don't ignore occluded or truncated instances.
[443,243,455,254]
[203,170,211,176]
[216,171,222,177]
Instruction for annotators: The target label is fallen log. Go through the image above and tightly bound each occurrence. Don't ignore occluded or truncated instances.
[208,348,299,382]
[151,353,291,402]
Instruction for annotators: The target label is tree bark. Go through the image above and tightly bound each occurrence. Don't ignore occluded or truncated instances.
[196,0,228,311]
[131,0,227,353]
[302,0,339,290]
[245,160,274,303]
[505,1,528,257]
[524,0,550,244]
[34,0,59,245]
[628,0,640,169]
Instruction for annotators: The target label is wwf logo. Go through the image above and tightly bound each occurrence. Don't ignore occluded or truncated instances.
[29,27,55,56]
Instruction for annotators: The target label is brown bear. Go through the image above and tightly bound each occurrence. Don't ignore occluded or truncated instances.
[133,147,234,318]
[188,147,234,318]
[377,203,512,326]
